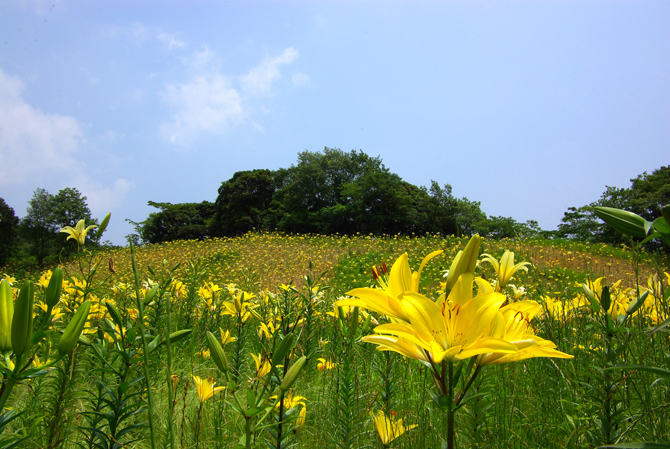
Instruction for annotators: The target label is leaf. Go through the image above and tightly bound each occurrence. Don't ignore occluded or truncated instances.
[650,316,670,335]
[598,444,670,448]
[602,365,670,380]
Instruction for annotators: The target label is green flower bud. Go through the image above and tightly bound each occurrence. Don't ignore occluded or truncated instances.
[45,268,64,309]
[272,333,295,367]
[582,283,595,301]
[599,286,611,313]
[0,280,14,352]
[206,331,229,373]
[280,355,306,392]
[106,302,124,329]
[96,212,111,239]
[592,206,649,239]
[11,281,34,358]
[58,301,91,355]
[144,285,159,306]
[445,235,480,294]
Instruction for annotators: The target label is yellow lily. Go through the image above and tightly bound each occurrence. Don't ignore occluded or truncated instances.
[219,327,237,346]
[478,300,574,366]
[370,410,417,446]
[251,353,271,379]
[480,250,531,292]
[317,357,336,371]
[191,375,225,403]
[363,290,517,364]
[336,250,442,322]
[59,219,98,246]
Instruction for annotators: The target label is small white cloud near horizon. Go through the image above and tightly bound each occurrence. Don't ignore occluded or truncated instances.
[0,68,84,186]
[241,47,299,96]
[162,47,300,145]
[73,176,134,215]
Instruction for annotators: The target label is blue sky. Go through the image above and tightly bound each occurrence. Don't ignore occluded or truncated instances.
[1,0,668,245]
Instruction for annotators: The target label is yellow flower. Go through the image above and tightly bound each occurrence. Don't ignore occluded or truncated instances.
[251,353,271,379]
[336,250,443,322]
[317,358,336,372]
[196,348,210,359]
[191,375,225,403]
[478,300,574,366]
[480,250,531,292]
[219,327,237,346]
[370,410,417,445]
[59,219,98,246]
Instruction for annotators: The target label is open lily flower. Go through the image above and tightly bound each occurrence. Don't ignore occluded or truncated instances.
[192,375,225,403]
[478,300,573,366]
[480,250,532,292]
[370,410,417,446]
[363,290,517,364]
[59,219,98,246]
[335,250,443,322]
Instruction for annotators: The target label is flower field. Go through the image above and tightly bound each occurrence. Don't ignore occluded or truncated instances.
[1,231,669,448]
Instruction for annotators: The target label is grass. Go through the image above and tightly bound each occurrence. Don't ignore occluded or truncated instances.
[0,232,668,448]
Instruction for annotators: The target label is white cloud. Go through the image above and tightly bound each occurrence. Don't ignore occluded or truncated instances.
[161,74,244,144]
[292,72,311,87]
[0,68,84,186]
[162,47,300,144]
[157,31,187,50]
[73,176,134,214]
[241,47,299,96]
[0,68,135,215]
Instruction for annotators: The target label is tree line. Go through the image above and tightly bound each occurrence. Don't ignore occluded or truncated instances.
[0,187,103,266]
[132,148,543,244]
[556,165,670,247]
[2,149,667,266]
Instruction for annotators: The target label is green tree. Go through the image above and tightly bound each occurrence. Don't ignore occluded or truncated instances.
[273,148,387,234]
[211,169,275,236]
[558,186,633,244]
[51,187,95,255]
[0,198,19,265]
[20,188,56,265]
[628,165,670,220]
[139,201,215,244]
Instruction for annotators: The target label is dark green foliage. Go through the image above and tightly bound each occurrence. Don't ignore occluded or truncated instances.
[138,201,215,244]
[212,169,275,236]
[0,198,19,265]
[20,188,56,265]
[19,187,95,264]
[559,166,670,247]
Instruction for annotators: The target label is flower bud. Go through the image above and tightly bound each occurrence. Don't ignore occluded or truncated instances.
[0,280,14,352]
[581,283,595,301]
[445,235,480,294]
[280,355,306,392]
[11,280,34,358]
[96,212,111,239]
[144,285,159,306]
[58,301,90,355]
[592,206,649,239]
[45,268,63,309]
[106,302,124,329]
[272,333,295,367]
[206,330,229,373]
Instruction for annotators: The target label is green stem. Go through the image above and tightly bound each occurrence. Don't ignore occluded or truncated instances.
[244,415,253,449]
[447,361,455,449]
[130,243,156,449]
[165,289,176,449]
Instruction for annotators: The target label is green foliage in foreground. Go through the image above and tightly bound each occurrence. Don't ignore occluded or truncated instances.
[0,232,668,448]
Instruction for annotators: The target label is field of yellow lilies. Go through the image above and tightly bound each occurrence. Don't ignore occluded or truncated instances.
[1,231,669,448]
